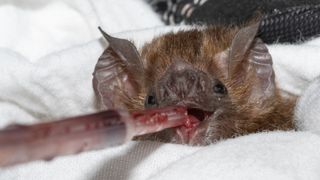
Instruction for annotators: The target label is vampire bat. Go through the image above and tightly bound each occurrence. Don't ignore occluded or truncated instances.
[93,22,297,146]
[0,22,298,167]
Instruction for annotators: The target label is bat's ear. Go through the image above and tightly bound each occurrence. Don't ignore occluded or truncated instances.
[228,23,276,108]
[92,27,144,110]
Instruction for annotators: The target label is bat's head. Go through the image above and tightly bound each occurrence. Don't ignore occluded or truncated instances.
[94,24,294,145]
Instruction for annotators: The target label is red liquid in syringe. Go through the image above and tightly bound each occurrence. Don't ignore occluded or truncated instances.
[129,106,193,137]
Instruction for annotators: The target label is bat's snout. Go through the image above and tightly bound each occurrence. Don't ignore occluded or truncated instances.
[167,70,201,98]
[157,60,211,106]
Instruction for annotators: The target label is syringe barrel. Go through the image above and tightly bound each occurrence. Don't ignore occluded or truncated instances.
[0,110,129,167]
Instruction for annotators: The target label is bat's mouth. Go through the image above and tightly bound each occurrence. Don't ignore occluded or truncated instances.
[175,107,214,144]
[187,108,213,122]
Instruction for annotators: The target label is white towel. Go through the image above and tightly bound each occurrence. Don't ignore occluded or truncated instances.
[295,77,320,134]
[0,0,163,61]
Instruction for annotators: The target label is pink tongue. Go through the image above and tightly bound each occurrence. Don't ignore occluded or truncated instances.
[175,115,200,143]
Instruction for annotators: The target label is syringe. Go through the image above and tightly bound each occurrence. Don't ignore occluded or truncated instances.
[0,106,193,167]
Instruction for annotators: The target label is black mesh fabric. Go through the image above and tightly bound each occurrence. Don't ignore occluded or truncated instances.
[148,0,320,44]
[148,0,202,24]
[259,5,320,43]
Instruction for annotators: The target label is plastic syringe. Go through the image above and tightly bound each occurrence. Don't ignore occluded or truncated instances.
[0,106,192,167]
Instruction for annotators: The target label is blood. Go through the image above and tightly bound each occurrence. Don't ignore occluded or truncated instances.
[130,106,197,135]
[129,106,202,142]
[132,107,183,124]
[184,115,200,129]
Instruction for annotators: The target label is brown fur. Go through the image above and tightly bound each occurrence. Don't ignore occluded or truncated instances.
[126,26,296,144]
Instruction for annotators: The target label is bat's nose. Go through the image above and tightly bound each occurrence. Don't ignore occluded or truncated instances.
[167,69,197,98]
[159,60,208,101]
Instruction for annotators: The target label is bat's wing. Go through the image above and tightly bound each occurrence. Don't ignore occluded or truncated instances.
[93,28,144,110]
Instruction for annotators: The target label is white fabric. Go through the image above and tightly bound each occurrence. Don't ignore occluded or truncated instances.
[1,1,320,180]
[149,132,320,180]
[295,77,320,134]
[0,0,163,61]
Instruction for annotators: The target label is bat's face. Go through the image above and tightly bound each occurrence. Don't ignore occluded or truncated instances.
[143,61,233,145]
[139,29,234,144]
[94,24,294,145]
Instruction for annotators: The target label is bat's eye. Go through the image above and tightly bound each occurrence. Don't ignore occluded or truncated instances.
[213,81,227,95]
[145,92,158,108]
